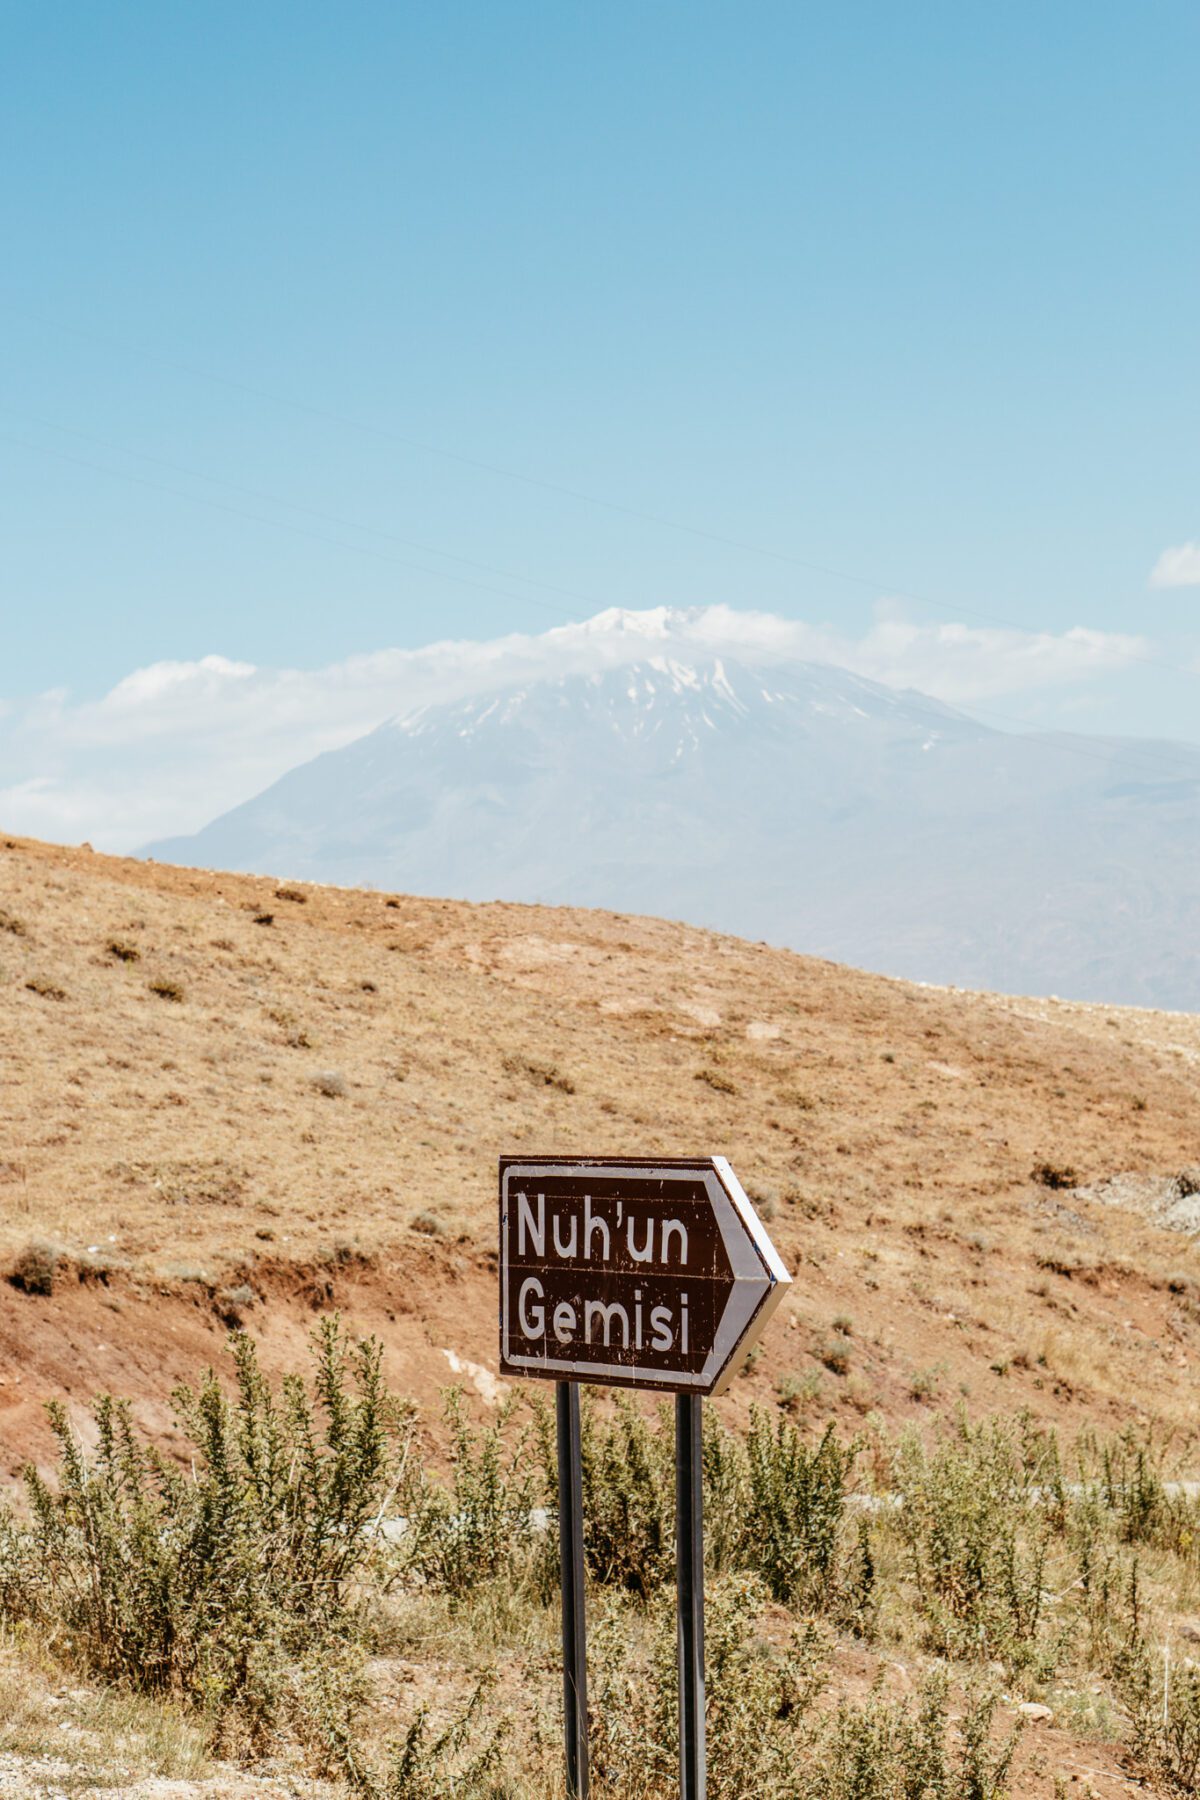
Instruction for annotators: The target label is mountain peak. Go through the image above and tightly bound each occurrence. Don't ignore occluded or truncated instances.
[551,605,703,642]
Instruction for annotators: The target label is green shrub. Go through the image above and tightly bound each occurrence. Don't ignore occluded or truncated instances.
[328,1675,510,1800]
[894,1415,1059,1668]
[744,1412,863,1614]
[812,1670,1019,1800]
[1089,1429,1200,1558]
[0,1320,405,1748]
[701,1406,753,1575]
[588,1574,827,1798]
[577,1395,675,1599]
[1125,1646,1200,1794]
[1070,1516,1146,1682]
[4,1344,1198,1791]
[587,1578,1016,1800]
[401,1389,536,1597]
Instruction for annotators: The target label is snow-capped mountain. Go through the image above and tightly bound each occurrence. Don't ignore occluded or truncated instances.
[147,616,1200,1009]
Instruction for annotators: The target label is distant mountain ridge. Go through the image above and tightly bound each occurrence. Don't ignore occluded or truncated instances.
[147,615,1200,1010]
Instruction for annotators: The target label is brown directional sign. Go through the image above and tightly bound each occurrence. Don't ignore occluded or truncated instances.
[498,1156,791,1395]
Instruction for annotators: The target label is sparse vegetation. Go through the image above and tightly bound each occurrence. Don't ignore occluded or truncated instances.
[0,907,27,935]
[148,977,185,1002]
[268,1005,313,1047]
[106,937,141,962]
[4,1340,1194,1795]
[1125,1646,1200,1793]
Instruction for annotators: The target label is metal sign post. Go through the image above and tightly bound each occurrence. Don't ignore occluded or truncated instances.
[499,1156,789,1799]
[676,1391,706,1800]
[556,1381,589,1798]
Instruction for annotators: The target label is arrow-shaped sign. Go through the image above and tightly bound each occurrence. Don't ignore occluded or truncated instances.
[499,1156,791,1395]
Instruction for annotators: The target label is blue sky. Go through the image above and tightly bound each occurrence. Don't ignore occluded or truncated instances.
[1,1,1198,843]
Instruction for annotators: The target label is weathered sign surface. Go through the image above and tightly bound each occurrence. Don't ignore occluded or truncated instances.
[498,1156,790,1394]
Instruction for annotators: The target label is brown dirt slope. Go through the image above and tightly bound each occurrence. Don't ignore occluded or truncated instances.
[1,831,1199,1478]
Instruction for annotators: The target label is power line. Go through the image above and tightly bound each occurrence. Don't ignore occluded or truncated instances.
[8,412,604,619]
[5,301,1186,674]
[0,430,576,621]
[10,414,1199,783]
[10,406,1193,706]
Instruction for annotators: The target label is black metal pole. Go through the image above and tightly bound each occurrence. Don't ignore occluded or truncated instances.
[676,1391,706,1800]
[556,1380,589,1798]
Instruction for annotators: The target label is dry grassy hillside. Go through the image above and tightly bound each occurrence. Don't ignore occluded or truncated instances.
[2,831,1198,1468]
[4,834,1200,1799]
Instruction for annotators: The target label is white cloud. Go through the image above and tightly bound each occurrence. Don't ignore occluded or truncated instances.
[840,613,1148,703]
[103,655,257,710]
[0,605,1151,852]
[1150,542,1200,588]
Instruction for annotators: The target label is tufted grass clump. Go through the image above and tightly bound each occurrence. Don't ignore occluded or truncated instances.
[7,1240,62,1296]
[25,976,65,1000]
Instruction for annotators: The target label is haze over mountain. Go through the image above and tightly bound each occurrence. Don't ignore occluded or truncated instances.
[147,608,1200,1010]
